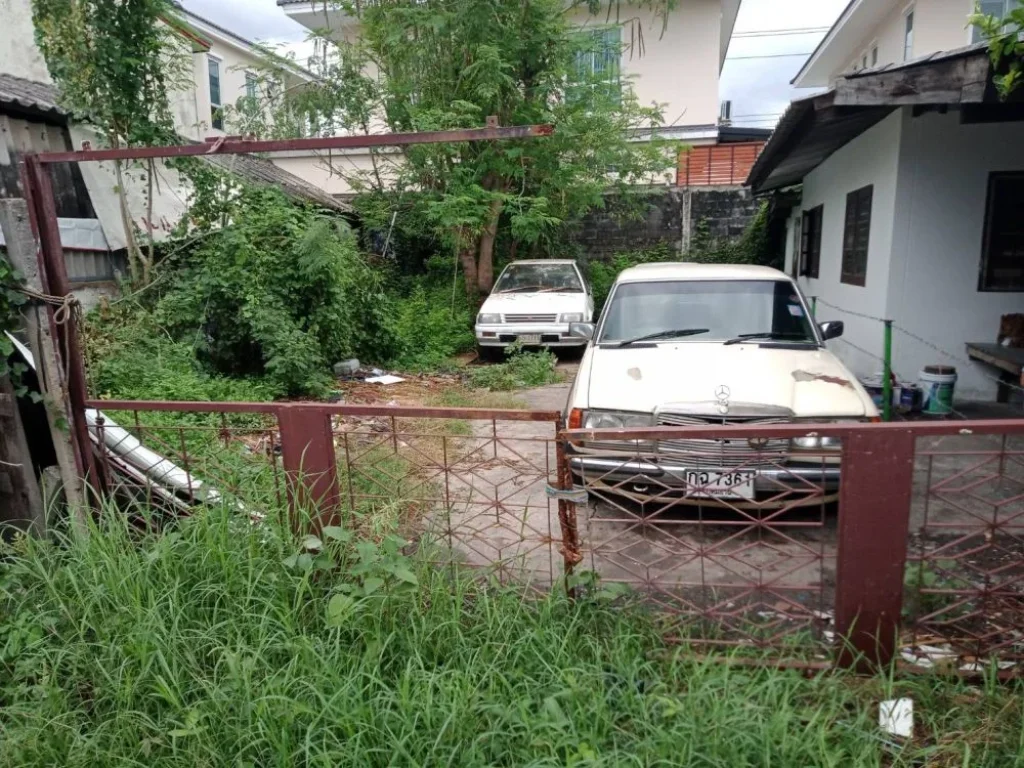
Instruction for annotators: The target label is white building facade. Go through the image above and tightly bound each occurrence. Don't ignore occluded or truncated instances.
[758,0,1024,402]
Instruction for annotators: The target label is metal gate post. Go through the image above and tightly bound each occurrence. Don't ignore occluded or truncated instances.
[834,427,916,669]
[554,418,583,591]
[20,154,100,498]
[277,405,341,536]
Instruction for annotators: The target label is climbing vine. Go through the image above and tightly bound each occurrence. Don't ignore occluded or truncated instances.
[971,3,1024,98]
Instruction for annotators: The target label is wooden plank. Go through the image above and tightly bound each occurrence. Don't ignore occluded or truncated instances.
[966,342,1024,376]
[834,53,991,107]
[0,375,45,535]
[0,198,87,530]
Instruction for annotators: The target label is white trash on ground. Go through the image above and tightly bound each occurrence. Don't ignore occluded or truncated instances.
[879,698,914,738]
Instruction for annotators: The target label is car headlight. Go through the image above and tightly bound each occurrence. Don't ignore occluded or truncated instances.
[790,435,842,451]
[560,313,584,323]
[583,410,653,429]
[477,313,502,325]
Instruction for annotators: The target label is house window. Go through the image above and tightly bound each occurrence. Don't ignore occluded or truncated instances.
[800,205,823,279]
[862,53,868,69]
[209,56,223,130]
[790,214,802,278]
[871,45,878,66]
[245,72,258,102]
[841,186,873,286]
[973,0,1020,43]
[979,172,1024,292]
[569,26,621,103]
[903,8,914,61]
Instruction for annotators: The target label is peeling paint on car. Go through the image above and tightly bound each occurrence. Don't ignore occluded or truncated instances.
[792,370,853,388]
[627,367,642,381]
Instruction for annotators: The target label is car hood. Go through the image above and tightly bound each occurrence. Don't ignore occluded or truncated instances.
[480,292,587,316]
[584,343,876,418]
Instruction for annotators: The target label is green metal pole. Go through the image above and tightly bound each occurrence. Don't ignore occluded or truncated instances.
[882,319,893,422]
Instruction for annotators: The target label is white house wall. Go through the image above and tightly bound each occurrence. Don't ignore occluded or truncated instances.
[887,109,1024,400]
[0,0,52,83]
[794,110,903,378]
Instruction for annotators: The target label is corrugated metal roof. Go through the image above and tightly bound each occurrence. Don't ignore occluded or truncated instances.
[203,151,350,212]
[0,74,63,118]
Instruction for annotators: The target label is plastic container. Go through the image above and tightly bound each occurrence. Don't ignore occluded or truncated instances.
[919,366,957,416]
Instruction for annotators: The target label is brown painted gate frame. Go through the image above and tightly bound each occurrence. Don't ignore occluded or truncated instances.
[18,124,1024,671]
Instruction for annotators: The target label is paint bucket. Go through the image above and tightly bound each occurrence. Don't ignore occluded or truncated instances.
[919,366,957,416]
[861,375,886,410]
[898,384,922,414]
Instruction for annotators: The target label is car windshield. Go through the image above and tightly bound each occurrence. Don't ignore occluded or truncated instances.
[492,263,583,294]
[599,280,817,345]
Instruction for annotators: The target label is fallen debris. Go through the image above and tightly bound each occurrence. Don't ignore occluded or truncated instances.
[366,374,405,385]
[879,698,913,738]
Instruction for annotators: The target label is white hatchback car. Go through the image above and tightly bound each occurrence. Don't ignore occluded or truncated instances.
[564,263,878,502]
[475,260,594,359]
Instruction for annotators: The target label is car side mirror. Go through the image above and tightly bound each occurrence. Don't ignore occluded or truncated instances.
[568,322,595,340]
[819,320,844,341]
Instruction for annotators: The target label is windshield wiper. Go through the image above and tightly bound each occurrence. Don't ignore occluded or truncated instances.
[723,332,812,346]
[616,328,709,348]
[497,285,545,294]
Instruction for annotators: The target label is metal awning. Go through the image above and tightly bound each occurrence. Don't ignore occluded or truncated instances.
[748,44,999,194]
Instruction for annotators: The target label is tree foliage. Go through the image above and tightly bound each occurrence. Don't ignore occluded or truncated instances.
[971,2,1024,98]
[31,0,191,284]
[153,187,397,395]
[250,0,678,299]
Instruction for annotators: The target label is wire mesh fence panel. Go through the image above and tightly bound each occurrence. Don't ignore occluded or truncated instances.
[88,406,284,525]
[570,431,838,653]
[332,412,566,591]
[905,431,1024,668]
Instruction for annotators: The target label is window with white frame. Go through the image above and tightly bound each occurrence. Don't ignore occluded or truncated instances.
[245,72,258,102]
[973,0,1021,43]
[208,56,223,130]
[871,44,878,66]
[903,7,915,61]
[569,26,621,103]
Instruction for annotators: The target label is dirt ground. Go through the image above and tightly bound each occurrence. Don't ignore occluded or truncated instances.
[334,359,1024,629]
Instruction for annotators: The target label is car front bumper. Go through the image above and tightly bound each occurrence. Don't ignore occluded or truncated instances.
[476,324,586,348]
[569,455,841,493]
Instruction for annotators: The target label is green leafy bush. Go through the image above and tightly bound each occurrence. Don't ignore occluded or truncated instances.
[469,346,559,391]
[586,243,674,312]
[154,187,398,395]
[88,302,277,403]
[388,284,476,371]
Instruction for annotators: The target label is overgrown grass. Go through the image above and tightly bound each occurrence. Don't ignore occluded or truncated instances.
[469,347,561,391]
[0,503,1021,766]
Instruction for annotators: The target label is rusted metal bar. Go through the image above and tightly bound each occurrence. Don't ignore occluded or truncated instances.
[563,419,1024,442]
[554,416,582,590]
[22,154,99,498]
[89,399,562,422]
[833,428,916,670]
[36,124,554,164]
[277,405,341,536]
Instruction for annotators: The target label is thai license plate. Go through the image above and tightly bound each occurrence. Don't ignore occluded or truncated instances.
[517,334,542,344]
[683,469,757,500]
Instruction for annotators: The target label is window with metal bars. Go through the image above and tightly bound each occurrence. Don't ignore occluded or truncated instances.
[980,172,1024,292]
[800,205,823,279]
[841,186,872,287]
[568,26,621,104]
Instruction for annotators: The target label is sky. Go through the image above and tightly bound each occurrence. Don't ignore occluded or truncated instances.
[178,0,850,130]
